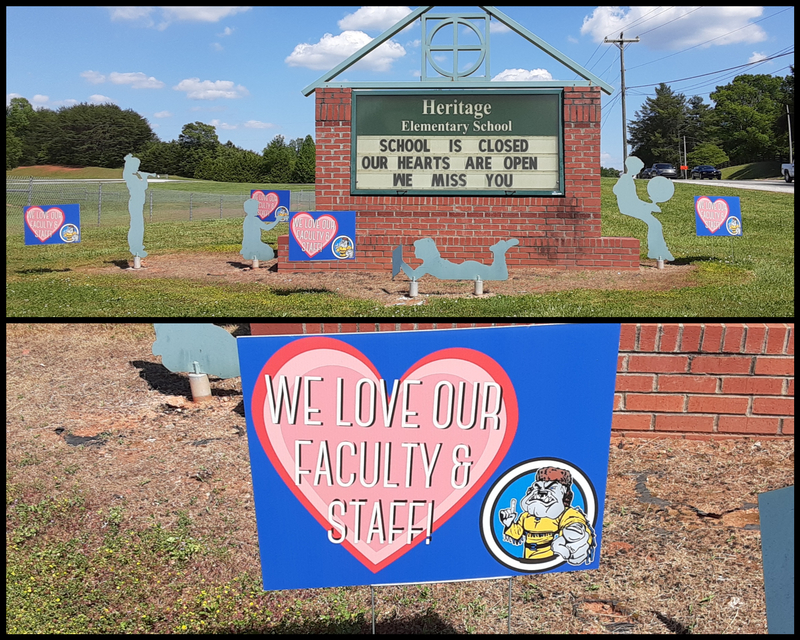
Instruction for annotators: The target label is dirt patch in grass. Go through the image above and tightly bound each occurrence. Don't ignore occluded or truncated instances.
[7,323,793,634]
[78,251,699,306]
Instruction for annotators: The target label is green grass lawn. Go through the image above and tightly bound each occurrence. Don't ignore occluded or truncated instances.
[6,178,793,317]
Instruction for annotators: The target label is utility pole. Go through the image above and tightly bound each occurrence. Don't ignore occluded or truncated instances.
[604,32,639,167]
[788,105,793,164]
[683,136,688,179]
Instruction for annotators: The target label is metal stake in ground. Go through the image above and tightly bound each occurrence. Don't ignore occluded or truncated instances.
[371,586,376,634]
[508,577,513,634]
[188,360,212,403]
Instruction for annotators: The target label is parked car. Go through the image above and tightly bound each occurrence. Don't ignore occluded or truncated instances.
[637,166,655,179]
[650,163,678,179]
[782,162,794,183]
[690,165,722,180]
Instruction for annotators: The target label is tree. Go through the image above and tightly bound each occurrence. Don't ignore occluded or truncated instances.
[6,131,23,170]
[47,103,155,167]
[775,66,794,160]
[628,83,689,167]
[178,121,219,150]
[138,140,183,176]
[291,135,316,183]
[6,97,35,169]
[177,121,220,178]
[686,143,729,168]
[261,135,295,183]
[682,95,714,154]
[709,74,785,164]
[195,143,264,183]
[600,166,620,178]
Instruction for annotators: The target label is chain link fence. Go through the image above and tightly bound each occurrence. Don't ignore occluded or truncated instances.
[6,177,316,235]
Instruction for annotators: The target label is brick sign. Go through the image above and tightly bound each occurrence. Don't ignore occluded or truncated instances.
[352,90,563,196]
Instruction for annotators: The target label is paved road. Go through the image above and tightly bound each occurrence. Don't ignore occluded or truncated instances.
[672,178,794,194]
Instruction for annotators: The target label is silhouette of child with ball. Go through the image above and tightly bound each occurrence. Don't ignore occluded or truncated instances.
[613,156,675,262]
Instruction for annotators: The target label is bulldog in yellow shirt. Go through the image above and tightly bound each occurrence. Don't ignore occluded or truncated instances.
[498,466,594,565]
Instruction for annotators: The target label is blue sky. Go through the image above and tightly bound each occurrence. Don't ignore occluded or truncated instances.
[6,6,794,170]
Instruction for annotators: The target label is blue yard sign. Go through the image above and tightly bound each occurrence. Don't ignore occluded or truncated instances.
[250,189,291,222]
[694,196,742,236]
[237,324,620,591]
[288,210,356,261]
[24,204,81,245]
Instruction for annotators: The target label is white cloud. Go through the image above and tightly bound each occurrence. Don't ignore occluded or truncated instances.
[80,70,106,84]
[23,94,81,109]
[108,7,154,23]
[210,118,237,130]
[489,20,511,34]
[174,78,249,100]
[211,42,224,51]
[159,7,251,23]
[492,68,553,82]
[153,110,172,118]
[748,51,769,63]
[218,26,234,37]
[580,6,767,50]
[89,94,116,104]
[108,6,251,29]
[286,30,406,72]
[109,72,165,89]
[244,120,274,129]
[338,6,412,32]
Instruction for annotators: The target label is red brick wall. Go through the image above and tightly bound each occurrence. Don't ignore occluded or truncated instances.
[249,322,794,439]
[277,87,640,273]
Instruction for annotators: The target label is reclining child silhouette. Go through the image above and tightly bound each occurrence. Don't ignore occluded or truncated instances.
[392,237,519,281]
[612,156,675,262]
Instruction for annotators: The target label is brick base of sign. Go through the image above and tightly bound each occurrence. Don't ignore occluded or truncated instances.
[250,323,794,440]
[278,86,642,273]
[277,233,640,272]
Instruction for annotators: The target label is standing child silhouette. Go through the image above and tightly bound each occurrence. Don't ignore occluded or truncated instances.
[613,156,675,261]
[123,154,155,258]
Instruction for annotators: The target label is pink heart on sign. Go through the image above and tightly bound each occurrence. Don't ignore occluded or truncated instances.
[696,197,729,233]
[252,191,280,220]
[250,337,518,572]
[291,212,338,257]
[25,206,64,242]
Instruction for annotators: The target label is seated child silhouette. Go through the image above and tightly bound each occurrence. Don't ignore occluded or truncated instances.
[241,197,281,262]
[612,156,675,261]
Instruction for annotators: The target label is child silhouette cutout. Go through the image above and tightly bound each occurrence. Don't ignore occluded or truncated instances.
[612,156,675,261]
[123,154,155,258]
[393,237,519,281]
[241,197,281,262]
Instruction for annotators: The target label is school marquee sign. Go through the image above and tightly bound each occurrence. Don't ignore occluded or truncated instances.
[352,90,563,196]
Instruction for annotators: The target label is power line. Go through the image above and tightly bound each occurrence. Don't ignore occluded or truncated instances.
[627,7,792,71]
[636,6,703,37]
[627,50,794,89]
[582,6,671,78]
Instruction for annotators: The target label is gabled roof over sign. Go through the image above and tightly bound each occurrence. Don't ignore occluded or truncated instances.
[302,6,614,96]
